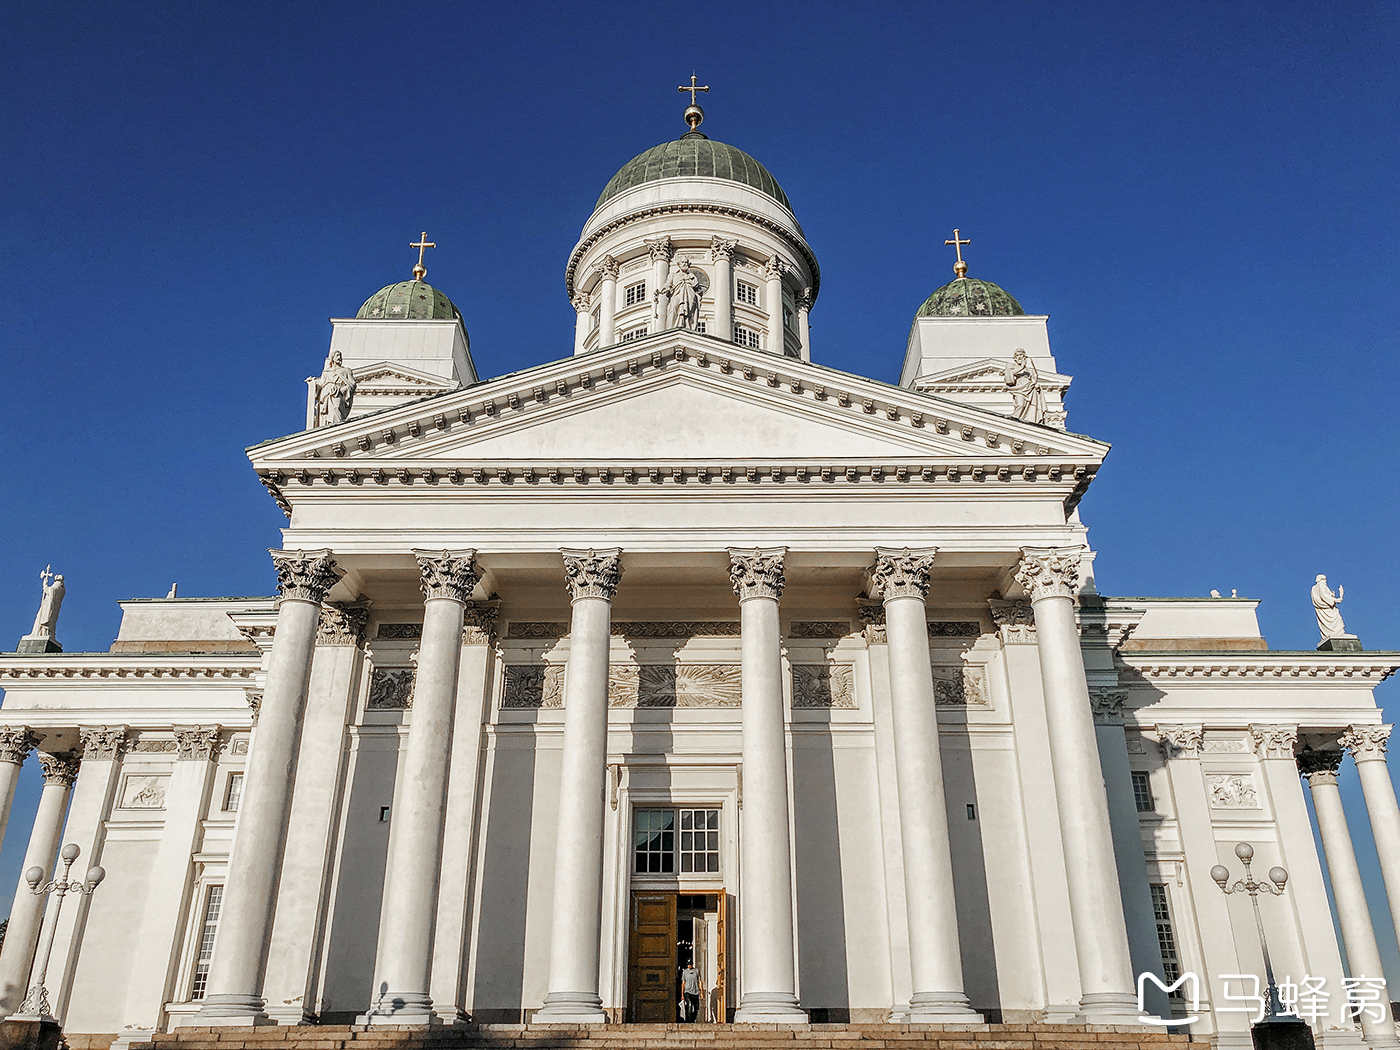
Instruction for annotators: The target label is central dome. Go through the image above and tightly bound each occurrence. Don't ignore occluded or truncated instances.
[596,131,792,211]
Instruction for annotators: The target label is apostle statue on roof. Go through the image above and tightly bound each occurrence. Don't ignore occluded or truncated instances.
[315,350,357,426]
[1004,349,1047,424]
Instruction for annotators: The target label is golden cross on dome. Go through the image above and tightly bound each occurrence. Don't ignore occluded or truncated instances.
[945,229,971,278]
[410,232,436,281]
[678,74,710,106]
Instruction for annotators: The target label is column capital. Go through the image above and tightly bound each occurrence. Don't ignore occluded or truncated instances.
[270,549,342,604]
[245,689,263,726]
[1089,689,1128,726]
[728,547,786,603]
[0,727,40,767]
[645,236,673,261]
[988,598,1035,644]
[1341,724,1392,763]
[797,286,814,311]
[1015,546,1083,602]
[79,726,129,761]
[38,750,81,786]
[710,236,737,261]
[1297,747,1345,784]
[462,599,501,645]
[413,549,480,604]
[1157,724,1203,759]
[562,548,623,602]
[593,254,620,281]
[855,599,886,643]
[317,602,370,646]
[762,255,789,281]
[175,725,224,761]
[572,291,590,313]
[1250,724,1299,760]
[871,547,938,602]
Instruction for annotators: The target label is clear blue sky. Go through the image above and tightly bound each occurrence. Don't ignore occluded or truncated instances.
[2,0,1398,992]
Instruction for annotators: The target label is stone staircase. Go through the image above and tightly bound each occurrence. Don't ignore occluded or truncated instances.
[121,1023,1202,1050]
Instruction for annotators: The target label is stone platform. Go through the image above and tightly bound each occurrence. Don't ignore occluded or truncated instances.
[125,1024,1201,1050]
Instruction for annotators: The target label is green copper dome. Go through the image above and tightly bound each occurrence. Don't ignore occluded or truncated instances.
[357,279,463,321]
[596,131,792,211]
[916,277,1025,318]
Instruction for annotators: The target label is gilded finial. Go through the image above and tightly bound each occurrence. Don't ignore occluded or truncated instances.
[678,73,710,132]
[945,229,971,278]
[409,232,436,281]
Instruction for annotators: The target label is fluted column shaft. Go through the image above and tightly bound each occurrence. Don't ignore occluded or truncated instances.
[194,549,340,1026]
[1301,751,1398,1048]
[1342,725,1400,958]
[0,752,79,1017]
[1017,547,1138,1024]
[872,548,980,1020]
[536,549,622,1023]
[711,238,735,343]
[595,257,619,348]
[572,294,591,355]
[368,551,478,1024]
[729,548,806,1022]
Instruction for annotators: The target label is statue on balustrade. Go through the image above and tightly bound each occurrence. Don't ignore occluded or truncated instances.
[315,350,357,426]
[1004,349,1047,424]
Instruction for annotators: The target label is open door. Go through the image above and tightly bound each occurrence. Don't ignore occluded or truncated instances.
[715,891,728,1023]
[628,891,677,1022]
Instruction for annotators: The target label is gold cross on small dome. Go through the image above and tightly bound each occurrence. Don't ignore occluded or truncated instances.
[945,229,971,278]
[410,232,436,281]
[678,74,710,131]
[678,74,710,106]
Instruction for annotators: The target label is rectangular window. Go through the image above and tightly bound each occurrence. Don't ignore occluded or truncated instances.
[635,807,722,875]
[621,325,649,342]
[624,281,647,306]
[1149,884,1184,995]
[733,325,761,349]
[678,809,721,873]
[695,319,707,333]
[222,772,243,813]
[1132,771,1155,812]
[736,281,758,306]
[188,885,224,1000]
[783,304,794,330]
[635,808,675,874]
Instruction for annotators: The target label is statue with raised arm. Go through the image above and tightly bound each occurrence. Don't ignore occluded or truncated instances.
[1311,574,1349,642]
[1004,349,1047,424]
[660,258,701,331]
[315,351,357,426]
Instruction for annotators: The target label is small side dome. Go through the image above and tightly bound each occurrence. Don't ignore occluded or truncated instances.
[916,277,1025,318]
[596,131,792,212]
[357,280,463,322]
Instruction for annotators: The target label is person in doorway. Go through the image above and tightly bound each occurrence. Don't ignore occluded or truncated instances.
[680,961,703,1022]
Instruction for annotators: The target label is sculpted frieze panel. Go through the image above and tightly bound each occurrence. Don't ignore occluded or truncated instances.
[367,667,415,710]
[1206,773,1260,809]
[501,665,564,709]
[611,664,743,708]
[929,621,981,638]
[789,622,850,639]
[119,773,168,811]
[791,664,856,709]
[934,664,989,707]
[377,623,423,640]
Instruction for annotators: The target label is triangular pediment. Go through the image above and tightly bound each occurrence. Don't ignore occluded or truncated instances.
[352,362,455,390]
[913,357,1072,391]
[252,334,1107,470]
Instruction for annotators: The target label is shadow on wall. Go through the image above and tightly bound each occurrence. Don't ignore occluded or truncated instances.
[793,712,850,1022]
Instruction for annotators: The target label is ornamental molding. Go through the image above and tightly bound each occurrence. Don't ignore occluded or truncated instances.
[1158,724,1204,759]
[729,547,786,602]
[318,603,370,646]
[129,738,177,753]
[270,549,342,604]
[562,548,623,602]
[1297,748,1344,783]
[930,621,981,637]
[0,727,40,766]
[1015,546,1082,601]
[871,546,938,602]
[377,622,422,639]
[367,667,415,710]
[414,549,480,603]
[789,621,851,639]
[79,726,128,761]
[1340,724,1391,762]
[174,725,223,761]
[710,236,737,262]
[988,599,1035,644]
[571,292,590,312]
[462,600,501,645]
[1118,656,1400,681]
[1250,724,1299,760]
[1089,689,1128,726]
[645,236,673,261]
[39,750,81,786]
[505,620,744,639]
[593,255,620,280]
[0,659,259,681]
[762,255,789,281]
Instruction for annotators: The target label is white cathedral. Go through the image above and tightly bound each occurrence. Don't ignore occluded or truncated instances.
[2,93,1399,1050]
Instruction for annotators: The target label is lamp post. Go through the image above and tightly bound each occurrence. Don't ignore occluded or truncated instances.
[11,843,105,1023]
[1212,843,1311,1050]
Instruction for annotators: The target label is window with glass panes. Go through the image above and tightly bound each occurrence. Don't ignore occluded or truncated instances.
[223,772,243,813]
[621,326,649,342]
[1149,884,1184,995]
[733,325,760,349]
[189,885,224,1000]
[736,282,758,305]
[634,807,721,875]
[625,282,647,306]
[1131,771,1154,812]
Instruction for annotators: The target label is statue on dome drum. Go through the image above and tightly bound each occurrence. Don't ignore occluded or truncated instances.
[18,566,64,653]
[314,350,357,426]
[1004,349,1047,424]
[1312,574,1359,650]
[660,257,702,331]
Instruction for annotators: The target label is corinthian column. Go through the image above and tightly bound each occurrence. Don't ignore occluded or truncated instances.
[366,551,479,1025]
[1016,546,1138,1024]
[871,548,980,1020]
[763,256,787,354]
[572,293,592,355]
[0,750,80,1017]
[710,238,736,342]
[647,237,672,330]
[0,728,38,852]
[1342,725,1400,959]
[594,256,619,348]
[1299,749,1398,1048]
[729,547,806,1022]
[536,548,623,1023]
[193,549,341,1026]
[796,288,812,362]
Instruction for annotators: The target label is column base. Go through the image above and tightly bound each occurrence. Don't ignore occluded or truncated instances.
[734,992,808,1023]
[186,993,275,1026]
[907,991,984,1022]
[533,991,609,1024]
[1078,991,1150,1026]
[358,991,441,1026]
[109,1028,156,1050]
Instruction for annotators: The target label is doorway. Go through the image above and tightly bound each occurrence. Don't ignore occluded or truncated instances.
[627,890,727,1022]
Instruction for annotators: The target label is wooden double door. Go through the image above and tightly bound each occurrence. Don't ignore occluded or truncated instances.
[627,890,727,1022]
